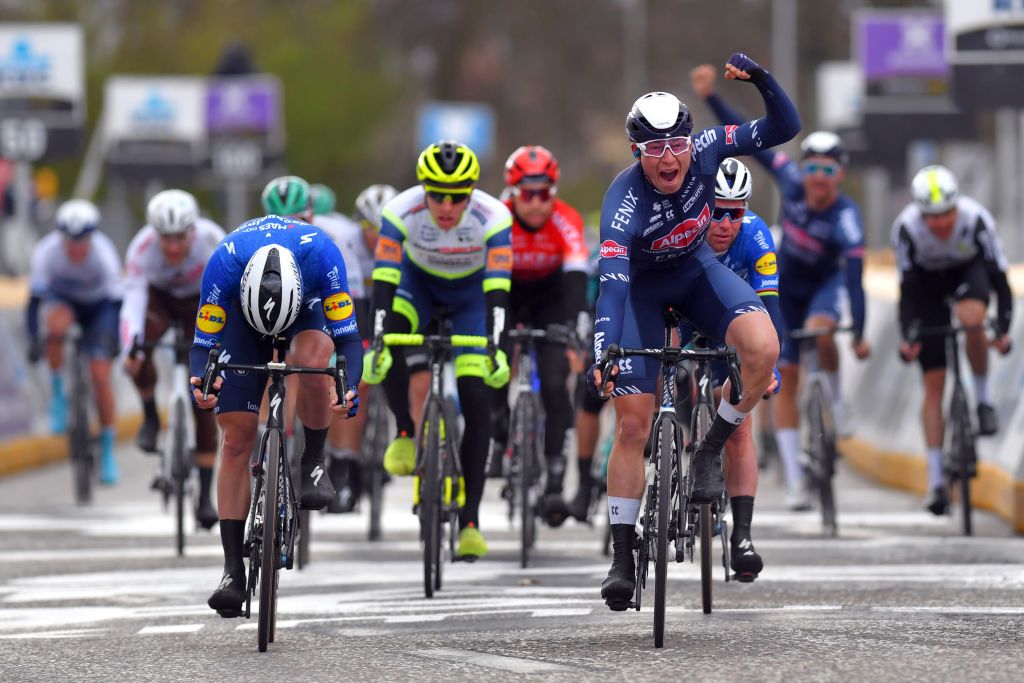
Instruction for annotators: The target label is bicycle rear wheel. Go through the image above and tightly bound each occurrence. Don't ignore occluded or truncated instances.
[807,380,837,537]
[949,388,974,536]
[653,418,674,648]
[421,401,442,598]
[258,430,282,652]
[699,502,713,614]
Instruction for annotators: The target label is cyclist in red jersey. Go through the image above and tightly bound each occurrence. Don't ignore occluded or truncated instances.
[490,145,591,527]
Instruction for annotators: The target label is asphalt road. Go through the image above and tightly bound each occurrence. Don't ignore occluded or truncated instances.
[1,441,1023,682]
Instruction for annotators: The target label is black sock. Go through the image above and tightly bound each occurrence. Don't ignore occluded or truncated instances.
[301,426,329,467]
[198,466,213,501]
[730,495,754,545]
[143,398,158,422]
[700,415,741,456]
[219,519,245,578]
[577,457,594,488]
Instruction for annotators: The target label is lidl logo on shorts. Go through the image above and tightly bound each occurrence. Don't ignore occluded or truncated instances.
[754,253,777,276]
[196,304,227,334]
[323,292,354,321]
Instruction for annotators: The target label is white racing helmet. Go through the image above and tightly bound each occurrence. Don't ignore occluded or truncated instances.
[354,184,398,231]
[56,199,100,239]
[911,165,959,215]
[240,245,303,336]
[715,158,753,201]
[147,189,199,236]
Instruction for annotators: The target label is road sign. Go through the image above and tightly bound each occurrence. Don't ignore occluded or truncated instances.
[206,76,281,138]
[947,0,1024,108]
[0,23,84,159]
[417,102,496,161]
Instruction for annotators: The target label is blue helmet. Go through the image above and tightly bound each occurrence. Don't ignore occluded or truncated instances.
[625,92,693,143]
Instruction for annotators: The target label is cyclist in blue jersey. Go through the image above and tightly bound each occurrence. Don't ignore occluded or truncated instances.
[677,158,785,581]
[188,212,361,617]
[590,52,800,610]
[363,141,512,560]
[692,64,871,511]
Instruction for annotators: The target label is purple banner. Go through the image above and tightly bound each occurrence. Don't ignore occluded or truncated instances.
[205,77,279,134]
[858,12,947,81]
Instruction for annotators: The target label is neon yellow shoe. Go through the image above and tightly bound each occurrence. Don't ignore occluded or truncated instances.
[383,435,415,476]
[457,524,488,561]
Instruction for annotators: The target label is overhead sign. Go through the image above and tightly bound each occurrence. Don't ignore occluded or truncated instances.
[206,76,280,138]
[856,11,947,96]
[0,23,85,159]
[417,102,495,162]
[946,0,1024,107]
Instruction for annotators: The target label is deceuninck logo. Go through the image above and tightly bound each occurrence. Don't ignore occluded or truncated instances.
[323,292,354,321]
[0,37,51,87]
[196,304,227,334]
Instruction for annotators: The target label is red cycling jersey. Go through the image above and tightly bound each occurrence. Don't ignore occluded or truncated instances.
[505,198,589,282]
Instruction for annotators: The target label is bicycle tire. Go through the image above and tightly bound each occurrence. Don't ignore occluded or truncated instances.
[807,380,837,537]
[258,430,282,652]
[170,398,187,557]
[69,366,92,506]
[950,387,974,536]
[367,393,388,541]
[421,400,442,598]
[699,502,713,614]
[516,397,536,569]
[654,417,674,648]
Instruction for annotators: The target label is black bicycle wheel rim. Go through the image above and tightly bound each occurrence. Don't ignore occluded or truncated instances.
[368,395,387,541]
[171,400,186,556]
[517,398,534,569]
[808,381,837,537]
[70,375,91,505]
[654,418,673,648]
[421,401,441,598]
[951,389,974,536]
[699,502,713,614]
[258,430,281,652]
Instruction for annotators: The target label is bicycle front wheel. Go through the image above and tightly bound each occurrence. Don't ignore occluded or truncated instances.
[654,418,674,649]
[258,430,282,652]
[699,502,713,614]
[421,401,442,598]
[367,393,388,542]
[806,380,837,537]
[69,380,92,506]
[515,397,537,569]
[950,388,974,536]
[170,398,188,557]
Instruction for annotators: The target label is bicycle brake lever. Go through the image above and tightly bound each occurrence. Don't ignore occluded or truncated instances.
[201,348,219,400]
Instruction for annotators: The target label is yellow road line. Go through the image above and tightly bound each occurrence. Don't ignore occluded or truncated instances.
[0,414,143,477]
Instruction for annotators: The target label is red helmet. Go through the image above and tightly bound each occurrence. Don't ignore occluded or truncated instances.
[504,145,560,187]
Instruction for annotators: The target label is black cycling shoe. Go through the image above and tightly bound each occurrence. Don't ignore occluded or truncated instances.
[136,415,160,454]
[568,485,593,523]
[195,497,219,530]
[327,458,362,514]
[300,460,336,510]
[690,450,724,503]
[926,486,949,516]
[730,537,764,582]
[539,492,570,528]
[977,403,998,437]
[486,442,506,479]
[207,571,246,617]
[601,524,636,611]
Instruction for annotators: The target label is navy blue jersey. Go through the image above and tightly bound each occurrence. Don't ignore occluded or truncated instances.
[594,72,800,359]
[189,215,362,382]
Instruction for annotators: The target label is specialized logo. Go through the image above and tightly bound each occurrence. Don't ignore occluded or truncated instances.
[600,240,628,259]
[487,246,513,271]
[300,232,316,245]
[310,465,324,486]
[754,252,777,275]
[323,292,354,321]
[651,204,711,251]
[196,304,227,334]
[270,392,282,421]
[724,124,739,145]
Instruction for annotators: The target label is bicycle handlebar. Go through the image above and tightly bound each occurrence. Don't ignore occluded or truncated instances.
[199,348,350,409]
[383,333,489,348]
[597,343,744,402]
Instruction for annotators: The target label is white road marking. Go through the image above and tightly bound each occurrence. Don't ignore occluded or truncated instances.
[0,628,107,639]
[409,648,575,674]
[137,624,205,635]
[531,608,592,617]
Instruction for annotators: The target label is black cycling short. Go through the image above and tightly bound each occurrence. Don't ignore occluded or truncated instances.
[901,256,990,372]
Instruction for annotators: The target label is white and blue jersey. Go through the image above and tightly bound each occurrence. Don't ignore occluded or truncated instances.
[717,211,783,336]
[188,215,363,411]
[594,70,801,394]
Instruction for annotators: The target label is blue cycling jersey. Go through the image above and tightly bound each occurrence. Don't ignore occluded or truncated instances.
[717,211,784,336]
[594,72,800,360]
[189,215,362,383]
[706,93,866,338]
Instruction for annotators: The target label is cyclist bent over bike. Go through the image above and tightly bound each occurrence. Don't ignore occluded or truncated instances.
[589,53,800,610]
[121,190,225,528]
[363,141,512,561]
[188,215,361,616]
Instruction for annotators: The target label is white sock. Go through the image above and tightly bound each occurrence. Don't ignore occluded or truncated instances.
[776,428,803,489]
[717,398,749,426]
[926,447,944,491]
[607,496,641,525]
[973,375,990,405]
[826,371,842,404]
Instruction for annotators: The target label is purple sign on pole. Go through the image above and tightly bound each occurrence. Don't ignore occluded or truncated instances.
[205,78,279,134]
[858,12,947,82]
